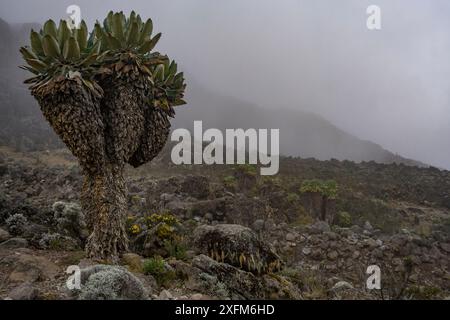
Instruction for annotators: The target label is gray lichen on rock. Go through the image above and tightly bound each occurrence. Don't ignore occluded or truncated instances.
[78,265,148,300]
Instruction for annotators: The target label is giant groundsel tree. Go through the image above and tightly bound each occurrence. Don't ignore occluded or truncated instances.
[19,11,186,261]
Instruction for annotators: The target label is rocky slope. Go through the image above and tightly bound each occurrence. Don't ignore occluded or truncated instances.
[0,146,448,300]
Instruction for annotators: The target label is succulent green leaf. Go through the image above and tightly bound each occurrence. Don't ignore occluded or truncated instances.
[173,72,184,86]
[76,20,88,51]
[80,53,99,66]
[25,59,48,72]
[81,78,95,92]
[136,14,142,26]
[95,23,105,40]
[129,11,136,25]
[106,33,122,50]
[42,34,61,58]
[120,11,126,29]
[112,12,124,42]
[150,32,162,48]
[154,64,164,81]
[58,20,72,50]
[90,40,102,55]
[30,30,44,56]
[172,98,187,106]
[168,60,177,77]
[87,29,96,47]
[19,65,40,75]
[138,32,161,54]
[43,20,58,38]
[63,36,80,60]
[20,46,38,60]
[95,23,109,51]
[104,11,114,32]
[139,19,153,44]
[126,21,139,46]
[96,50,110,62]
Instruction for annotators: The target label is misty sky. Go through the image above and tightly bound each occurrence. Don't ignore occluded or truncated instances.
[1,0,449,168]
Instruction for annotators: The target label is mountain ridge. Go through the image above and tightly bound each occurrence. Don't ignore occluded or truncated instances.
[173,78,427,167]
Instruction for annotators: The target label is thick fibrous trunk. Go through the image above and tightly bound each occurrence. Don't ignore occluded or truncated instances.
[80,80,147,260]
[83,164,128,261]
[81,176,96,231]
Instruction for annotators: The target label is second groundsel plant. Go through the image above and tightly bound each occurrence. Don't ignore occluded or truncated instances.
[19,11,187,261]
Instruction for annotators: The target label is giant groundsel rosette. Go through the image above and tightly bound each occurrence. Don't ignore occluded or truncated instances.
[20,11,187,261]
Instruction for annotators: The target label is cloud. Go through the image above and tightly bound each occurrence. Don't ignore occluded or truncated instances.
[1,0,449,168]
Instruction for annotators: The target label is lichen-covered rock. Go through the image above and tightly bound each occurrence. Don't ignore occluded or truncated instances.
[193,224,282,274]
[191,254,300,300]
[192,254,264,299]
[121,253,144,273]
[0,237,28,249]
[0,227,11,242]
[7,283,39,300]
[309,220,331,234]
[1,251,59,283]
[78,265,148,300]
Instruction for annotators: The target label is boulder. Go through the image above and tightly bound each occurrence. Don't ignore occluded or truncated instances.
[331,281,354,292]
[364,221,374,231]
[0,227,11,242]
[192,254,264,299]
[327,250,339,260]
[1,252,59,284]
[302,247,312,256]
[439,242,450,253]
[309,221,331,234]
[121,253,143,273]
[0,237,28,249]
[78,265,148,300]
[193,224,282,274]
[192,255,300,300]
[158,289,173,300]
[286,232,298,242]
[251,219,265,232]
[7,283,39,300]
[189,293,213,300]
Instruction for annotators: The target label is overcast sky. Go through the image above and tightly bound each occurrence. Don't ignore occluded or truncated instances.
[1,0,449,168]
